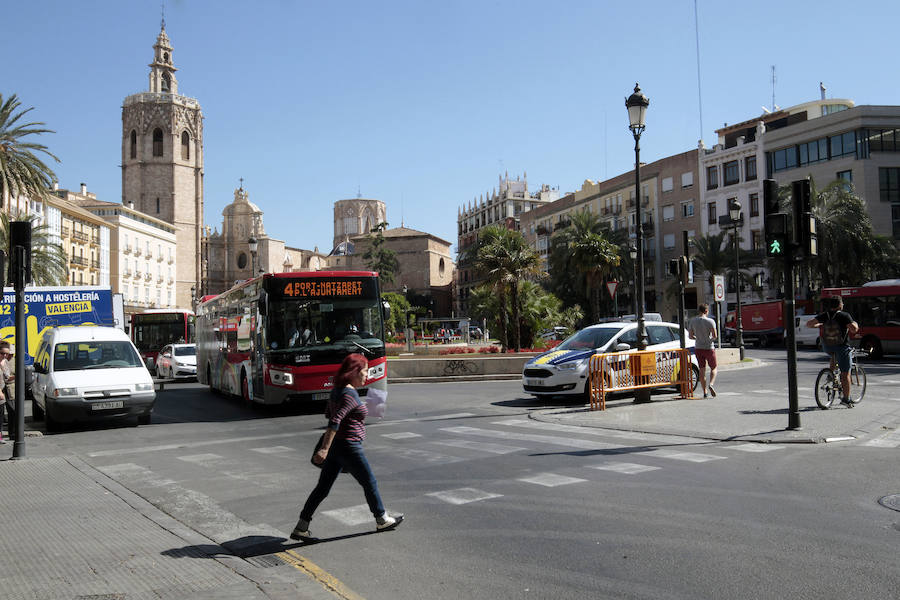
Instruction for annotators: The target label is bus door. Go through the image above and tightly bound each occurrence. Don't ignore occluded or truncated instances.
[252,307,265,400]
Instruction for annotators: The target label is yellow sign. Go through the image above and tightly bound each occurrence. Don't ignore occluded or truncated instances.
[630,352,657,376]
[45,301,93,315]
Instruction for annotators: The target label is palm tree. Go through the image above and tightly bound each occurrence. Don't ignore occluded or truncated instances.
[0,211,67,285]
[0,94,59,211]
[556,211,620,323]
[692,232,762,302]
[472,225,542,351]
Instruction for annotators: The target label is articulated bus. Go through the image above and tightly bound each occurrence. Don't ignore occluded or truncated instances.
[822,279,900,358]
[131,309,195,371]
[196,271,388,404]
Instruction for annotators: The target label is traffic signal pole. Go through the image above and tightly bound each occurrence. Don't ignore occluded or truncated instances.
[783,247,801,430]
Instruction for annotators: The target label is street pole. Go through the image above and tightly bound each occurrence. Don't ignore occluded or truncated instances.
[626,83,650,403]
[12,241,28,459]
[784,250,801,430]
[733,223,745,360]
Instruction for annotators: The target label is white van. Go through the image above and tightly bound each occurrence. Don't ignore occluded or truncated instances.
[31,326,156,430]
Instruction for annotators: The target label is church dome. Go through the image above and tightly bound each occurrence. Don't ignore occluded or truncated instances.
[328,240,355,256]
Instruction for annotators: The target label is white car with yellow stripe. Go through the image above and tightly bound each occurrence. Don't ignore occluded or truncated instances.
[522,321,698,400]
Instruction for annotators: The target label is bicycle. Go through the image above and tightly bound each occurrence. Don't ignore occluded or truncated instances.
[814,347,867,409]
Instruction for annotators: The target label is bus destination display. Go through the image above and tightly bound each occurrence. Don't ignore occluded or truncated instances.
[276,278,375,300]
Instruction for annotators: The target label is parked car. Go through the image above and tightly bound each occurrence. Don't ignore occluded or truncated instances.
[522,320,698,400]
[155,343,197,379]
[30,326,156,431]
[539,326,569,341]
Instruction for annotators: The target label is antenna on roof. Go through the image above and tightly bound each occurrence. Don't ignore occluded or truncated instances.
[771,65,777,112]
[161,2,166,30]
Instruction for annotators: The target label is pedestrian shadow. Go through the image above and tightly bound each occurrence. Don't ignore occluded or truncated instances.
[530,439,719,458]
[161,531,389,562]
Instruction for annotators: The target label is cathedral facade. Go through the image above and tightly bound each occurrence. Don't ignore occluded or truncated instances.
[121,24,204,308]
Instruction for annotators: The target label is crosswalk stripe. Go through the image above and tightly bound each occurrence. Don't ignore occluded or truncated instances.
[370,412,476,427]
[492,418,709,445]
[388,447,466,465]
[589,462,661,474]
[431,439,526,455]
[177,453,223,464]
[251,446,294,454]
[320,504,376,526]
[651,449,727,463]
[862,429,900,447]
[726,443,785,453]
[426,488,503,505]
[517,473,587,487]
[381,432,422,440]
[440,425,622,450]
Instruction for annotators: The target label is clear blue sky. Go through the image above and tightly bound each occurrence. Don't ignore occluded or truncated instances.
[7,0,899,255]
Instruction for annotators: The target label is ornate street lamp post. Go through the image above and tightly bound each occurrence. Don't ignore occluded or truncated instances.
[729,200,745,360]
[626,83,651,403]
[628,244,638,317]
[248,236,258,278]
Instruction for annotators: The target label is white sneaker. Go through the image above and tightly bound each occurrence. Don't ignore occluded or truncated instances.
[290,519,313,540]
[376,513,404,531]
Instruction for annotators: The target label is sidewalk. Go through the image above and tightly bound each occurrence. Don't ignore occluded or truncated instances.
[0,454,336,600]
[531,360,900,444]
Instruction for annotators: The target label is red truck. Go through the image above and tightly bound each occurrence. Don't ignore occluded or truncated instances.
[724,299,813,347]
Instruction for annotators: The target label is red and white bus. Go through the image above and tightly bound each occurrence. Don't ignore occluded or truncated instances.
[130,308,195,371]
[822,279,900,358]
[196,271,388,404]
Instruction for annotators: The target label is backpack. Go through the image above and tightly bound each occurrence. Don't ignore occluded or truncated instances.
[820,312,846,346]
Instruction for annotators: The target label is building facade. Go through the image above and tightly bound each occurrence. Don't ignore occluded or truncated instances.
[333,198,387,250]
[121,24,203,309]
[48,187,111,289]
[456,172,559,315]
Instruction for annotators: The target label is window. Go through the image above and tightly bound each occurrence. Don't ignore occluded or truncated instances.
[749,193,759,217]
[707,201,717,225]
[798,138,828,165]
[152,128,163,157]
[879,167,900,203]
[723,160,740,186]
[162,73,171,92]
[706,166,718,190]
[181,132,190,160]
[745,156,757,180]
[772,147,798,172]
[752,230,762,252]
[663,233,676,249]
[837,169,853,183]
[868,128,900,152]
[681,172,693,188]
[662,205,675,222]
[681,201,694,217]
[156,197,160,213]
[662,177,674,192]
[830,131,856,159]
[130,130,137,159]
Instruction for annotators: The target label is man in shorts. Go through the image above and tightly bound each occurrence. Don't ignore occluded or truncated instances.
[689,304,718,398]
[806,296,859,406]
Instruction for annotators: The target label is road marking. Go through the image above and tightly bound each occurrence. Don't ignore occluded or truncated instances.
[750,389,781,394]
[726,443,786,453]
[370,412,476,427]
[716,391,741,396]
[426,488,503,505]
[251,445,294,454]
[651,450,727,462]
[86,431,304,457]
[279,550,365,600]
[388,447,465,465]
[381,432,422,440]
[440,425,622,450]
[321,504,377,526]
[492,418,709,445]
[177,453,223,464]
[517,473,587,487]
[862,429,900,447]
[432,439,526,454]
[589,462,661,474]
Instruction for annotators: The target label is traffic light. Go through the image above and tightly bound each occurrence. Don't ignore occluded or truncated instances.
[763,179,788,257]
[792,179,817,259]
[668,256,689,286]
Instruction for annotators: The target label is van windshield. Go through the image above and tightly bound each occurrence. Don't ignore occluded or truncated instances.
[52,341,143,371]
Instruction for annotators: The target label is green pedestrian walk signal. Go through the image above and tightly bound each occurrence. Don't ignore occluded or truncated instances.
[768,239,783,255]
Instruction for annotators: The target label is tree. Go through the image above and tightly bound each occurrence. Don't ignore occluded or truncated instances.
[0,211,67,285]
[692,232,762,304]
[362,221,399,285]
[548,211,619,323]
[0,94,59,211]
[471,225,542,351]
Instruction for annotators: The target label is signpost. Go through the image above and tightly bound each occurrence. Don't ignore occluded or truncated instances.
[713,275,725,349]
[606,280,618,316]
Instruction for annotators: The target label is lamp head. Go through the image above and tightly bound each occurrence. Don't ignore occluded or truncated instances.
[625,83,650,133]
[628,244,638,260]
[729,200,742,222]
[248,236,258,253]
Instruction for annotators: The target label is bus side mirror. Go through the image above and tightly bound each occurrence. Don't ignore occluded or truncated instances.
[258,290,267,316]
[382,301,391,321]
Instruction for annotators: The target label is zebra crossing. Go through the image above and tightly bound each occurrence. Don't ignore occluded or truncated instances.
[91,411,898,539]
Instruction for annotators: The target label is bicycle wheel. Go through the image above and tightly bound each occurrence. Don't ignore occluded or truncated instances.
[849,364,867,404]
[814,368,838,409]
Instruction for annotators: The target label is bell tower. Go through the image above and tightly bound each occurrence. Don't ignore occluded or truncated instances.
[121,21,204,309]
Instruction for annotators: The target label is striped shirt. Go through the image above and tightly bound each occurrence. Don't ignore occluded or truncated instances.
[326,386,367,442]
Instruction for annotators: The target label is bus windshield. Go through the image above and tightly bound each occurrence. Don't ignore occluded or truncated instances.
[266,297,384,357]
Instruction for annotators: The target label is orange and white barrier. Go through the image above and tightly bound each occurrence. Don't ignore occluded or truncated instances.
[587,349,695,410]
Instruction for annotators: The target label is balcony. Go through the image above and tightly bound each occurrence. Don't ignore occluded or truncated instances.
[157,254,164,262]
[167,256,174,264]
[123,244,132,254]
[61,226,70,238]
[70,256,88,267]
[134,247,143,257]
[90,235,100,246]
[91,260,101,269]
[134,271,143,279]
[144,273,152,281]
[72,231,89,243]
[122,269,132,278]
[168,276,175,284]
[157,275,165,283]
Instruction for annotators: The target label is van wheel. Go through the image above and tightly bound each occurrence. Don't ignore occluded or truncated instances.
[31,399,44,421]
[137,413,151,425]
[44,410,59,433]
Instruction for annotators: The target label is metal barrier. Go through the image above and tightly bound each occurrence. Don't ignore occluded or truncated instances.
[588,349,695,410]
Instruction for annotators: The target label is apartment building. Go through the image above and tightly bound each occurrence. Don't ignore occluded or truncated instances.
[45,187,111,288]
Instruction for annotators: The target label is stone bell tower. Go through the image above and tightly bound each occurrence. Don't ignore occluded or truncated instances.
[121,20,204,309]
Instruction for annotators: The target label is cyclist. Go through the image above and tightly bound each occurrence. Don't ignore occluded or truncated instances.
[806,296,859,407]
